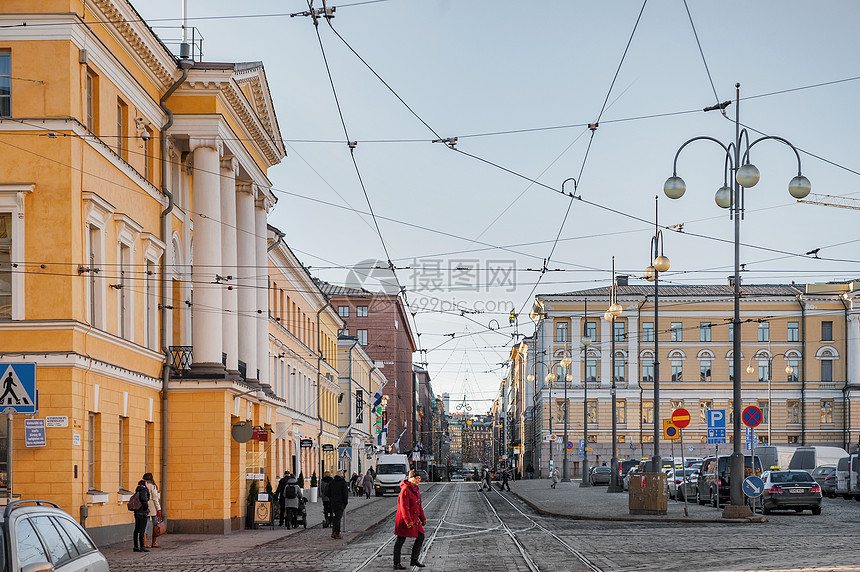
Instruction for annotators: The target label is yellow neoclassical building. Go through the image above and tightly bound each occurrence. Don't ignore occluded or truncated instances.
[0,0,326,543]
[527,282,860,477]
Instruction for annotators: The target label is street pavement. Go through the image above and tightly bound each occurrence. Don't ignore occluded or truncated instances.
[102,480,860,571]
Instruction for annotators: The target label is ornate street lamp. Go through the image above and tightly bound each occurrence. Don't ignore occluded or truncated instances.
[746,351,794,446]
[644,197,670,473]
[560,353,572,482]
[664,83,810,518]
[605,257,624,492]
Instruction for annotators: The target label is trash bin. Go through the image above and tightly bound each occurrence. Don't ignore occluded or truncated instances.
[628,472,667,515]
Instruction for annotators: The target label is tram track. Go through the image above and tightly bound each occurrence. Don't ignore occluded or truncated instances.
[483,487,603,572]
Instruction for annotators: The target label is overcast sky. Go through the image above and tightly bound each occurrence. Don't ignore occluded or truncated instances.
[136,0,860,410]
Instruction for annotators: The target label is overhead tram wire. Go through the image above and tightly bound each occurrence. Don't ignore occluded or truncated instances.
[683,0,721,107]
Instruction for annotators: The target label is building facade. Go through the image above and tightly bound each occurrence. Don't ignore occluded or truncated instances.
[317,281,418,451]
[531,282,860,477]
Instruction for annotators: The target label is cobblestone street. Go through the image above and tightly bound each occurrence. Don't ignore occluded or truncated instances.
[103,481,860,571]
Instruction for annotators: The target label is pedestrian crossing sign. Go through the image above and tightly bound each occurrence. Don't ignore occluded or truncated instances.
[0,364,36,414]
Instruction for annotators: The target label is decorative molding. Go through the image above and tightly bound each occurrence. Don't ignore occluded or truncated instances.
[83,192,115,229]
[113,213,143,246]
[140,232,166,263]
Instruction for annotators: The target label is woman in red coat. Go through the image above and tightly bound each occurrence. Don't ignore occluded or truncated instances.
[393,470,426,569]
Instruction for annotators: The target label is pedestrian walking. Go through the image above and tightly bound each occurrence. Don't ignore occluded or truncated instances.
[362,469,374,499]
[320,470,333,527]
[393,469,426,569]
[142,472,162,548]
[483,467,492,492]
[274,471,290,526]
[526,463,535,480]
[350,472,359,496]
[550,467,560,488]
[329,469,350,539]
[500,469,511,491]
[282,473,303,528]
[131,479,150,552]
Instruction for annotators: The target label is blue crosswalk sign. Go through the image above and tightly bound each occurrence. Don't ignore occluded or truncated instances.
[0,364,37,414]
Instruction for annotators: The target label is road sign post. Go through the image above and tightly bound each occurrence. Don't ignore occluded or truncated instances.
[672,408,691,516]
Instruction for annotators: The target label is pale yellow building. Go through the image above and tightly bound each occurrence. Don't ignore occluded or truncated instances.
[530,282,860,477]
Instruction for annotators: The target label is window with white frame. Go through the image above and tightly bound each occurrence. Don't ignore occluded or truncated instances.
[555,321,569,342]
[821,400,833,424]
[700,322,711,342]
[671,360,683,382]
[758,322,770,342]
[758,359,769,382]
[357,306,368,317]
[642,400,653,424]
[641,358,654,382]
[788,359,799,382]
[0,52,10,117]
[119,243,131,339]
[670,322,683,342]
[787,322,799,342]
[338,306,349,318]
[357,329,368,346]
[700,360,711,382]
[0,214,11,320]
[613,321,625,342]
[0,185,33,321]
[642,322,654,342]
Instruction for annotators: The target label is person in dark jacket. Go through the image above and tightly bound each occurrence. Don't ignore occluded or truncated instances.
[274,471,290,526]
[350,472,359,496]
[132,479,151,552]
[362,469,374,499]
[393,470,426,569]
[329,469,350,539]
[320,470,333,527]
[499,469,511,491]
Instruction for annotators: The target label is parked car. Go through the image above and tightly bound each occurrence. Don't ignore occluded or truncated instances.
[677,470,699,502]
[416,469,430,482]
[3,499,109,572]
[811,465,837,498]
[759,470,822,515]
[697,454,763,507]
[622,461,647,491]
[618,459,639,483]
[589,466,611,486]
[668,468,697,500]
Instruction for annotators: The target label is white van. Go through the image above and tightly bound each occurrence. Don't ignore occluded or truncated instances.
[835,455,852,499]
[374,454,410,496]
[788,446,849,471]
[755,445,796,470]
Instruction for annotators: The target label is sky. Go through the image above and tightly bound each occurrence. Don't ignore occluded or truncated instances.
[135,0,860,411]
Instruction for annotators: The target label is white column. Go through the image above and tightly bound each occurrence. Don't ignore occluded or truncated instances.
[189,137,225,372]
[220,157,240,374]
[848,312,860,386]
[236,182,258,383]
[600,318,611,385]
[256,195,271,391]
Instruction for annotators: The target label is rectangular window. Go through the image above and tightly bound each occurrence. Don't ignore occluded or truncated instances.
[120,417,130,490]
[0,52,9,117]
[555,321,569,342]
[757,400,769,425]
[729,325,734,342]
[699,400,712,424]
[671,360,683,382]
[116,99,127,158]
[357,329,368,346]
[87,413,100,490]
[642,322,654,342]
[356,306,368,317]
[670,399,684,410]
[613,321,625,342]
[145,421,153,475]
[787,322,799,342]
[86,70,97,132]
[617,400,626,424]
[821,359,833,382]
[338,306,349,318]
[613,359,625,382]
[585,321,597,342]
[641,358,654,382]
[586,400,598,424]
[758,322,770,342]
[0,214,11,320]
[822,321,833,341]
[821,400,833,424]
[118,418,123,490]
[788,359,799,382]
[729,363,734,383]
[145,260,157,350]
[700,322,711,342]
[670,322,683,342]
[585,359,597,382]
[700,360,711,382]
[787,400,800,424]
[758,360,769,382]
[642,400,654,424]
[119,244,131,340]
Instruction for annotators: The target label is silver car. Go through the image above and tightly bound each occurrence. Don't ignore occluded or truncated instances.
[5,500,109,572]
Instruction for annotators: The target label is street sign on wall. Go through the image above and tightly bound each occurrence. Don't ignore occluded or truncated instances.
[0,363,36,414]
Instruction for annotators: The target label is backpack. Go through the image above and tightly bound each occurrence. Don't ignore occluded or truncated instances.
[284,485,297,500]
[127,491,142,511]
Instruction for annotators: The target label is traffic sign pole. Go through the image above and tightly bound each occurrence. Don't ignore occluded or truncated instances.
[680,429,688,516]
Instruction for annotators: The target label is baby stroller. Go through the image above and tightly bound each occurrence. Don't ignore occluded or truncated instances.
[294,497,308,529]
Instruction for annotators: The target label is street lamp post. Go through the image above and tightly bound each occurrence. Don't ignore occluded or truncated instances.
[605,257,624,492]
[580,298,593,487]
[644,198,670,473]
[664,83,811,518]
[561,352,572,482]
[746,352,794,447]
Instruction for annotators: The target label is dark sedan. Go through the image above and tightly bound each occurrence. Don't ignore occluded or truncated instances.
[760,470,822,515]
[811,465,837,498]
[589,466,611,486]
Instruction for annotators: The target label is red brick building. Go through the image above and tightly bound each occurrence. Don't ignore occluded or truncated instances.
[316,281,418,451]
